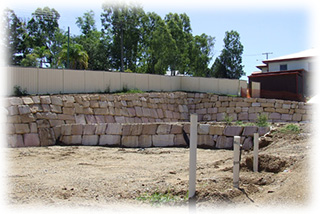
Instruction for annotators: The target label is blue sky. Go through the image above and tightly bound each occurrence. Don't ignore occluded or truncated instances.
[4,0,314,81]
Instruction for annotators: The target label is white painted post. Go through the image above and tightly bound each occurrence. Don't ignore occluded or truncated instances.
[233,136,240,188]
[189,114,198,199]
[253,133,259,172]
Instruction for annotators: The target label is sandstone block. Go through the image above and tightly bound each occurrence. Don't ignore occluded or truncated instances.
[95,124,107,135]
[281,114,292,121]
[60,135,82,145]
[95,115,106,124]
[238,113,248,120]
[38,128,55,146]
[178,105,188,113]
[30,96,41,104]
[282,104,291,109]
[82,135,99,146]
[8,97,23,105]
[83,107,93,114]
[99,135,121,146]
[106,123,122,135]
[71,124,83,135]
[105,115,115,123]
[223,126,243,137]
[242,126,258,136]
[215,136,233,149]
[171,124,183,134]
[15,124,30,134]
[22,97,34,105]
[122,136,139,147]
[139,135,152,147]
[153,135,174,147]
[42,104,50,112]
[49,119,64,127]
[269,112,280,120]
[261,102,274,108]
[75,114,86,124]
[61,124,72,135]
[63,107,75,115]
[209,125,224,135]
[142,124,158,135]
[40,96,51,104]
[198,135,214,148]
[7,106,19,116]
[292,113,302,121]
[157,124,172,134]
[198,124,210,135]
[216,113,225,121]
[258,127,270,136]
[18,105,31,115]
[21,113,36,123]
[24,133,40,147]
[115,116,126,123]
[85,115,97,124]
[74,103,84,114]
[7,134,24,147]
[51,96,63,106]
[50,105,62,113]
[36,119,50,128]
[183,123,190,134]
[83,124,97,135]
[174,134,187,147]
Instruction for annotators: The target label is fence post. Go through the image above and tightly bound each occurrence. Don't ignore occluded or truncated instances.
[253,133,259,172]
[189,114,198,199]
[233,136,240,188]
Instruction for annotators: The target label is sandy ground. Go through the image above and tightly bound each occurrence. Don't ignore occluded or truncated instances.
[4,123,313,212]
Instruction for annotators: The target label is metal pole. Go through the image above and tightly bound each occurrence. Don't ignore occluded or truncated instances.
[120,23,124,72]
[233,136,240,188]
[189,114,198,199]
[67,27,70,69]
[253,133,259,172]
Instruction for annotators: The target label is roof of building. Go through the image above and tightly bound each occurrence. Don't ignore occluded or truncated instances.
[262,48,317,64]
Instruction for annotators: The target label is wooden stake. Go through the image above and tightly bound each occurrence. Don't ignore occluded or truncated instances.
[233,136,240,188]
[189,114,198,199]
[253,133,259,172]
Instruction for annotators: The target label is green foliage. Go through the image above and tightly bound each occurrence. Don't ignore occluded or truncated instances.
[136,189,187,206]
[278,124,301,134]
[223,114,233,125]
[256,114,269,127]
[13,85,28,96]
[211,30,244,79]
[58,43,89,69]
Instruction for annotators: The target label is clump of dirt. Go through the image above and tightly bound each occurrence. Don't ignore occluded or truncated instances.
[244,154,288,173]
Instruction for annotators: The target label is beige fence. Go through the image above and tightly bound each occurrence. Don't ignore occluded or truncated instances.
[6,66,247,96]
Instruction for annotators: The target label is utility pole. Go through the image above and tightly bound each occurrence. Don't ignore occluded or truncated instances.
[67,27,70,69]
[262,52,273,60]
[120,22,124,72]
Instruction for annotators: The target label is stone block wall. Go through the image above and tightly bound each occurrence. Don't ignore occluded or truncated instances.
[53,123,270,150]
[4,92,312,148]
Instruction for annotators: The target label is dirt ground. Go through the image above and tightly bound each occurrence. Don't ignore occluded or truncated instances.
[5,123,313,211]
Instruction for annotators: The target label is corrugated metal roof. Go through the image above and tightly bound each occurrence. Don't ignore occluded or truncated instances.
[263,48,317,63]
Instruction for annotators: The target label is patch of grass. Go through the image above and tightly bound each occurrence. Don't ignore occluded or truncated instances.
[256,114,269,127]
[136,189,188,206]
[278,124,301,134]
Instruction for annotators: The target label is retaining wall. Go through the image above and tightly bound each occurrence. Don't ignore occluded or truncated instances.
[5,92,312,148]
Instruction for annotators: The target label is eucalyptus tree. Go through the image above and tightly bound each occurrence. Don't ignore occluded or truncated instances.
[101,1,145,72]
[211,30,244,79]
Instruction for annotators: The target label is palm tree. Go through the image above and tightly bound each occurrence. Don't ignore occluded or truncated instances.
[33,46,51,68]
[58,43,89,69]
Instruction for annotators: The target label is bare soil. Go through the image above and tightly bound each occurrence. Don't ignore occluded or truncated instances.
[5,123,312,210]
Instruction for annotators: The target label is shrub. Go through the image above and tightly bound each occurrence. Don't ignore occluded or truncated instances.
[278,124,301,134]
[13,85,28,96]
[256,114,269,127]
